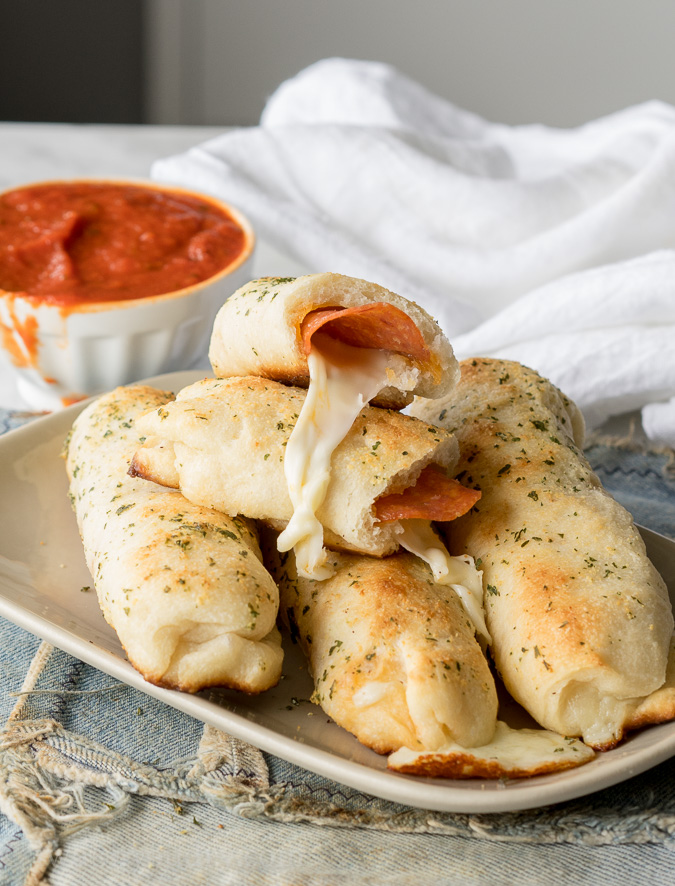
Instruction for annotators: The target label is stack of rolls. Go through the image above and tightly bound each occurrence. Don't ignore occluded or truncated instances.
[65,273,675,779]
[129,274,505,760]
[124,274,597,776]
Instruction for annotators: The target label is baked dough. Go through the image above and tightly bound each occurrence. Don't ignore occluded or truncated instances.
[267,543,498,754]
[268,535,594,778]
[131,376,460,559]
[210,273,461,578]
[64,384,283,694]
[208,273,458,409]
[411,358,675,749]
[387,721,594,778]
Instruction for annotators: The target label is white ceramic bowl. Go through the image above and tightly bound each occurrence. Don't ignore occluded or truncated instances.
[0,180,255,410]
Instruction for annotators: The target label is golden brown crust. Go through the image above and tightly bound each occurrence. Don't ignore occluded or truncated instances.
[620,636,675,738]
[266,542,498,754]
[386,719,595,777]
[128,437,179,486]
[389,754,587,780]
[411,358,674,749]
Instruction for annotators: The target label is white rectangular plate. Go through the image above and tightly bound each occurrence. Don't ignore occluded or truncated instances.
[2,370,675,813]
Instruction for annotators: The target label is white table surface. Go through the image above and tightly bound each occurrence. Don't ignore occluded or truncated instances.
[0,122,308,410]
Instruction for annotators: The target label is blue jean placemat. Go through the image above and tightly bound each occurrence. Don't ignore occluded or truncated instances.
[2,407,675,886]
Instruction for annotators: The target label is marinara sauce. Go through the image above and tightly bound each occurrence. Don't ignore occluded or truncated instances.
[0,181,247,306]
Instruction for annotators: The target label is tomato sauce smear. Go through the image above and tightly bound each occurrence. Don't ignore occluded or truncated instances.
[0,182,246,306]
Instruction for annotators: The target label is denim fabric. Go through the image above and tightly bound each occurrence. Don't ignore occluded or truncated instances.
[585,438,675,538]
[2,407,675,885]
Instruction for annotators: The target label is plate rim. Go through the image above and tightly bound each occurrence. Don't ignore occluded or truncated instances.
[1,369,675,815]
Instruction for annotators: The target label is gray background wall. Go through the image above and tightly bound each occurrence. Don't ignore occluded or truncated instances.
[145,0,675,128]
[2,1,673,129]
[1,0,144,123]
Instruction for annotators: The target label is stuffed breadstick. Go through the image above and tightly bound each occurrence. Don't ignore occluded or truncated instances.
[267,542,594,778]
[209,274,459,578]
[411,358,675,749]
[130,376,485,633]
[268,545,498,754]
[65,385,283,694]
[209,273,458,410]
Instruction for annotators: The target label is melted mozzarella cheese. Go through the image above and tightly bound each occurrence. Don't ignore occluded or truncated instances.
[561,681,632,748]
[276,334,392,579]
[396,520,491,643]
[352,681,394,708]
[387,720,594,777]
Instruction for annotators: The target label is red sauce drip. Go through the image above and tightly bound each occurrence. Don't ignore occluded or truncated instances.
[0,182,246,305]
[0,298,39,367]
[61,393,87,407]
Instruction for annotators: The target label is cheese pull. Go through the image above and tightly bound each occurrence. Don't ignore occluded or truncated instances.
[275,334,394,579]
[131,376,470,564]
[209,274,460,579]
[281,312,454,579]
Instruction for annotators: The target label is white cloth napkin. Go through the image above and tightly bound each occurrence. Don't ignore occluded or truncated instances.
[152,57,675,444]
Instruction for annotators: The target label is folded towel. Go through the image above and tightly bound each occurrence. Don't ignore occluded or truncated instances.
[152,58,675,444]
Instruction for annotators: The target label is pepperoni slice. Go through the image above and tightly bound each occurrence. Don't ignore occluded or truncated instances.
[374,465,481,524]
[301,302,431,361]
